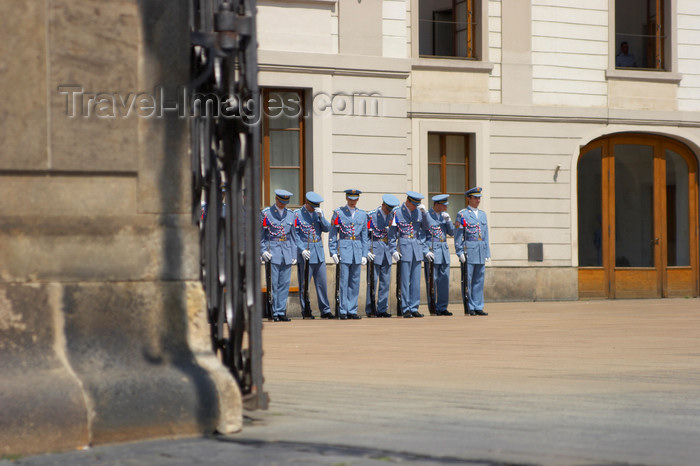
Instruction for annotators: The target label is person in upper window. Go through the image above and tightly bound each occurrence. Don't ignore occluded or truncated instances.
[616,41,637,68]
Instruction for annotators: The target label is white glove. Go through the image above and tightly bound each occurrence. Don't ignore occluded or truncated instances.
[314,207,323,216]
[392,251,401,262]
[441,212,451,222]
[332,254,339,264]
[425,251,434,262]
[291,258,297,265]
[418,203,427,213]
[261,251,272,262]
[458,253,466,264]
[367,252,375,261]
[302,249,311,260]
[486,257,491,262]
[361,257,367,265]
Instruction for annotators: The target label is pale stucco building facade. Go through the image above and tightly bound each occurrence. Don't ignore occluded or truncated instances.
[255,0,700,301]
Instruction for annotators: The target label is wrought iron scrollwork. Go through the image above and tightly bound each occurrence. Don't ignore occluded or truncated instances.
[190,0,267,410]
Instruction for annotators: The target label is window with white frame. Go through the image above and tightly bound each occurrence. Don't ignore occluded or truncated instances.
[615,0,667,70]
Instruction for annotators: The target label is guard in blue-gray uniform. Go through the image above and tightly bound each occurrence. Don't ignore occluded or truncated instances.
[261,189,298,321]
[423,194,455,316]
[294,191,333,319]
[454,187,491,316]
[390,191,431,318]
[365,194,400,318]
[329,189,369,320]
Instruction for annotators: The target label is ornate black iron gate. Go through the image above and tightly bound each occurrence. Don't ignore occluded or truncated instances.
[189,0,267,410]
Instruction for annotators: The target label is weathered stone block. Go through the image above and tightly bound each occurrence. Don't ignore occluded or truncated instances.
[0,216,200,283]
[0,283,89,455]
[49,0,140,172]
[61,281,220,443]
[0,1,48,170]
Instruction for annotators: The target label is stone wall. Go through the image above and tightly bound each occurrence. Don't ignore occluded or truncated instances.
[0,1,240,455]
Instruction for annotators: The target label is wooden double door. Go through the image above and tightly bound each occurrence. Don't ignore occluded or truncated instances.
[578,134,699,298]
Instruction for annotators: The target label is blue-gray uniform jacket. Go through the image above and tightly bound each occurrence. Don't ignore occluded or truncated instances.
[293,207,330,263]
[367,207,397,266]
[390,203,430,261]
[260,206,297,265]
[424,209,455,264]
[454,207,490,264]
[328,206,368,264]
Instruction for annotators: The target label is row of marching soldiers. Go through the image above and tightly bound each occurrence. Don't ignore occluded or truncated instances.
[260,187,490,321]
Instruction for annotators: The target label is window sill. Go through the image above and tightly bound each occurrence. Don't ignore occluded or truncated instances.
[606,69,682,84]
[412,57,494,73]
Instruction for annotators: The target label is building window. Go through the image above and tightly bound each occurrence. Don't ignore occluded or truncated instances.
[428,133,470,219]
[419,0,477,59]
[615,0,666,70]
[261,89,306,209]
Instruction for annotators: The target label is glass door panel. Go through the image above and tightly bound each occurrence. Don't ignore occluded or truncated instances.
[665,149,690,266]
[578,147,603,267]
[614,144,655,268]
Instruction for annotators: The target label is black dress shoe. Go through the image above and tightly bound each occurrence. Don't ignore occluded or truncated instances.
[278,315,291,321]
[272,315,280,322]
[320,312,334,319]
[468,310,476,316]
[302,313,315,320]
[411,311,424,318]
[339,314,348,320]
[475,310,488,316]
[378,312,391,318]
[438,310,453,316]
[349,314,361,320]
[402,312,413,318]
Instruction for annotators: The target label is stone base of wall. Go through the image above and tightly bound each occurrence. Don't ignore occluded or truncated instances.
[281,265,579,317]
[485,267,578,301]
[0,281,241,456]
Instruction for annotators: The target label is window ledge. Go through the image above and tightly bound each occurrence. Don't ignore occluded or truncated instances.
[412,57,494,73]
[606,69,682,84]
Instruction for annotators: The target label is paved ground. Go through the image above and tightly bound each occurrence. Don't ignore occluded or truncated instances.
[5,299,700,465]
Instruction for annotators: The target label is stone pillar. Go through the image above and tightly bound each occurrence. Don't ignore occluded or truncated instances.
[0,0,241,455]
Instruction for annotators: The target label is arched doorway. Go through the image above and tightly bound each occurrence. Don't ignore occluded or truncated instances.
[578,134,699,298]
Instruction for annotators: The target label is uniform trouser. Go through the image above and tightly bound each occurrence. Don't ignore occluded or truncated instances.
[296,260,331,315]
[339,262,361,315]
[466,263,485,311]
[271,262,292,316]
[424,262,450,311]
[400,259,421,314]
[365,261,392,315]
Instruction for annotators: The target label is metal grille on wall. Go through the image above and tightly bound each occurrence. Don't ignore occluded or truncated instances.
[189,0,267,410]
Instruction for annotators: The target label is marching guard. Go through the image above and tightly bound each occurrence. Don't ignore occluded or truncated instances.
[454,187,491,316]
[390,191,431,318]
[294,191,334,319]
[260,189,297,321]
[365,194,400,318]
[329,189,369,320]
[423,194,455,316]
